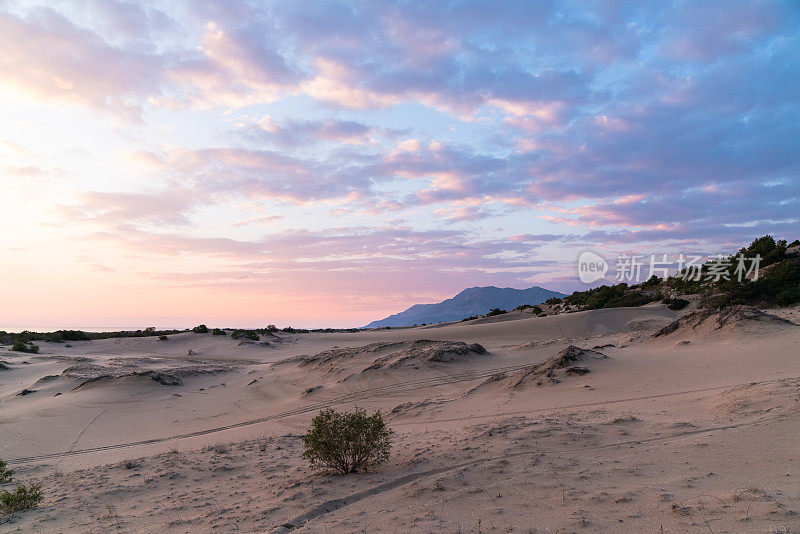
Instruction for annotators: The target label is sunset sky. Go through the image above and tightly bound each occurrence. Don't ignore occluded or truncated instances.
[1,0,798,329]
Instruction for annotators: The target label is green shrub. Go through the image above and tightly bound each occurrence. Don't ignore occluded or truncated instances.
[667,298,690,310]
[741,235,785,267]
[54,330,90,341]
[0,459,13,484]
[231,329,259,341]
[11,342,38,354]
[302,407,393,474]
[486,308,506,317]
[777,287,800,306]
[192,324,209,334]
[211,328,227,336]
[545,297,562,305]
[0,484,42,513]
[642,275,661,288]
[158,335,168,341]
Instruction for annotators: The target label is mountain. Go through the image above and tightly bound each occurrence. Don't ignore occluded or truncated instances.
[363,286,567,328]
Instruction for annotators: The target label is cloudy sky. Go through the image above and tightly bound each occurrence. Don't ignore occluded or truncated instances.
[1,0,798,329]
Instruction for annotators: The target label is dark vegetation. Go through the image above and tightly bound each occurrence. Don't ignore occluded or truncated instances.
[302,407,393,475]
[565,235,800,312]
[515,304,543,314]
[11,342,38,354]
[562,284,663,310]
[1,324,361,347]
[230,329,260,341]
[0,459,12,484]
[0,327,186,346]
[0,484,43,514]
[664,298,690,310]
[0,458,42,515]
[459,235,798,322]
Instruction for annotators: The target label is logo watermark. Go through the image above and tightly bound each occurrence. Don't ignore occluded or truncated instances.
[576,252,761,284]
[577,251,609,283]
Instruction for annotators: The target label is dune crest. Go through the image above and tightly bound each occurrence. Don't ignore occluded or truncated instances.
[653,305,796,339]
[282,340,487,378]
[473,345,608,391]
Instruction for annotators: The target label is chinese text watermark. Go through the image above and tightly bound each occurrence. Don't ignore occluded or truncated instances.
[577,251,761,284]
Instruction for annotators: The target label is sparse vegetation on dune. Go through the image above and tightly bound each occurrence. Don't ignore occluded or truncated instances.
[0,324,363,347]
[302,407,393,475]
[664,297,690,311]
[454,235,798,323]
[0,327,186,346]
[680,235,800,308]
[0,459,13,484]
[564,284,664,310]
[0,484,42,514]
[230,329,260,341]
[11,341,38,354]
[0,458,42,515]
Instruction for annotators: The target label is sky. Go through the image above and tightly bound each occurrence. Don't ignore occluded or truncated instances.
[1,0,798,329]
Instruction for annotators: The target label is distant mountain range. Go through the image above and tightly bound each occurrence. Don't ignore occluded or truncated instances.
[363,286,567,328]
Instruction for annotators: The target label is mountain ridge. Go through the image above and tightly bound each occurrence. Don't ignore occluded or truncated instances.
[363,285,567,328]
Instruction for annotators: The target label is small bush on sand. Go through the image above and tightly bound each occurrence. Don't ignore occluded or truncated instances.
[0,459,13,484]
[192,324,209,334]
[486,308,506,317]
[667,298,690,310]
[211,328,227,336]
[11,342,38,354]
[0,484,42,513]
[231,329,259,341]
[302,407,392,474]
[122,459,141,469]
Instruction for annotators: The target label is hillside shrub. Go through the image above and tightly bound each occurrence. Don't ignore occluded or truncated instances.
[642,275,661,288]
[666,298,690,310]
[192,324,209,334]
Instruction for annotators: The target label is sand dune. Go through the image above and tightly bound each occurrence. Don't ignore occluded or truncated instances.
[653,304,797,340]
[471,345,608,391]
[2,302,799,532]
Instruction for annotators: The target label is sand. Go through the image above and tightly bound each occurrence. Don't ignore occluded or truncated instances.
[1,303,799,532]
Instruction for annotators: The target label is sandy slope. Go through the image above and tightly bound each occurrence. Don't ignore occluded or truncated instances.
[1,304,799,532]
